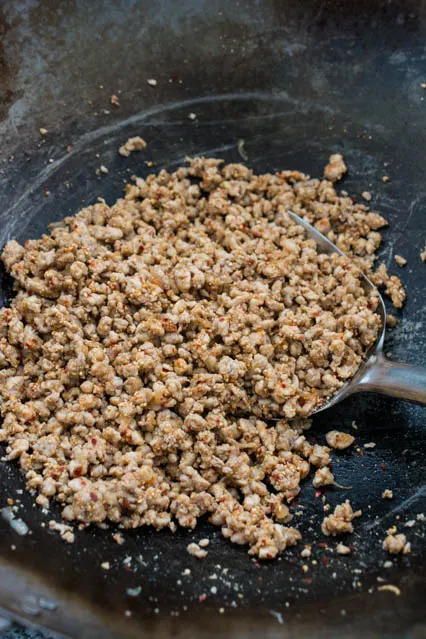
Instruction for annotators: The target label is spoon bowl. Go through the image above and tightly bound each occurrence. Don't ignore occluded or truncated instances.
[287,210,426,412]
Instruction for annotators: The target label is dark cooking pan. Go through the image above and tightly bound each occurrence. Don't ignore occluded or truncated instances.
[0,1,425,637]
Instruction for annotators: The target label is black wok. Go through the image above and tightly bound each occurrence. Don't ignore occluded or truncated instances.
[0,1,425,637]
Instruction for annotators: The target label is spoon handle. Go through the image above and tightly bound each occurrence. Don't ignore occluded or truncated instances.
[356,351,426,404]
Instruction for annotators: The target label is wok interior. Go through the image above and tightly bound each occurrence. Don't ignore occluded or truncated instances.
[0,2,425,638]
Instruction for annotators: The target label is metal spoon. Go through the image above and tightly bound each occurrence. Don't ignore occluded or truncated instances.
[287,210,426,412]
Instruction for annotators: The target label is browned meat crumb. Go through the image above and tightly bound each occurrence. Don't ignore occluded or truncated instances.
[119,136,147,157]
[370,263,406,308]
[394,255,407,267]
[321,500,361,536]
[112,532,125,545]
[0,155,397,559]
[110,95,120,107]
[198,538,209,547]
[309,445,332,468]
[362,191,372,201]
[336,542,351,555]
[324,154,347,182]
[300,546,311,558]
[382,176,390,183]
[385,275,406,308]
[313,467,334,487]
[386,314,397,328]
[421,243,426,262]
[48,520,75,544]
[382,489,393,499]
[363,442,376,449]
[187,542,208,558]
[383,532,410,554]
[325,430,355,450]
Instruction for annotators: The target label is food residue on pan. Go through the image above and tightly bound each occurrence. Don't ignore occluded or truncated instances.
[118,136,147,157]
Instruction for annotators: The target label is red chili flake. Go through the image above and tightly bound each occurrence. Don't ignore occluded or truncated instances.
[356,449,364,456]
[349,545,356,551]
[322,557,329,564]
[381,463,387,470]
[317,542,328,549]
[90,492,98,502]
[198,594,207,603]
[303,577,312,584]
[91,438,97,445]
[252,561,261,568]
[314,490,322,499]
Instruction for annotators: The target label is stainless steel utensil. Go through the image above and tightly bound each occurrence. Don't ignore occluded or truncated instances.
[287,210,426,412]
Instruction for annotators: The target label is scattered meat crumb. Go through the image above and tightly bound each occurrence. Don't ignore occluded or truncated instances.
[382,176,390,183]
[382,489,393,499]
[421,243,426,262]
[394,255,407,267]
[119,136,147,157]
[39,128,48,135]
[326,431,355,450]
[362,191,372,201]
[336,543,351,555]
[187,542,208,558]
[147,78,158,86]
[110,95,120,107]
[99,165,109,174]
[113,532,125,545]
[300,546,311,558]
[321,501,362,536]
[313,467,334,488]
[198,538,210,548]
[386,314,397,328]
[417,513,425,522]
[383,532,410,555]
[101,561,110,570]
[324,154,347,182]
[364,442,376,449]
[48,520,75,544]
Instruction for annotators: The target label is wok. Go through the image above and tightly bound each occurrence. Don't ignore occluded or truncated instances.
[0,1,425,637]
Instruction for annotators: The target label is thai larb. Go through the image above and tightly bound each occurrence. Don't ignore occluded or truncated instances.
[0,154,406,558]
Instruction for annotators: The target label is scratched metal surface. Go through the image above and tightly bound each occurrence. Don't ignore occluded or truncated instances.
[0,1,425,638]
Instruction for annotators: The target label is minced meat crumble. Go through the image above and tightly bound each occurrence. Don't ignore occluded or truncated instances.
[0,155,401,558]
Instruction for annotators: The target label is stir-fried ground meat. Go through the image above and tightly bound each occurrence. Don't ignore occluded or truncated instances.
[0,155,399,557]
